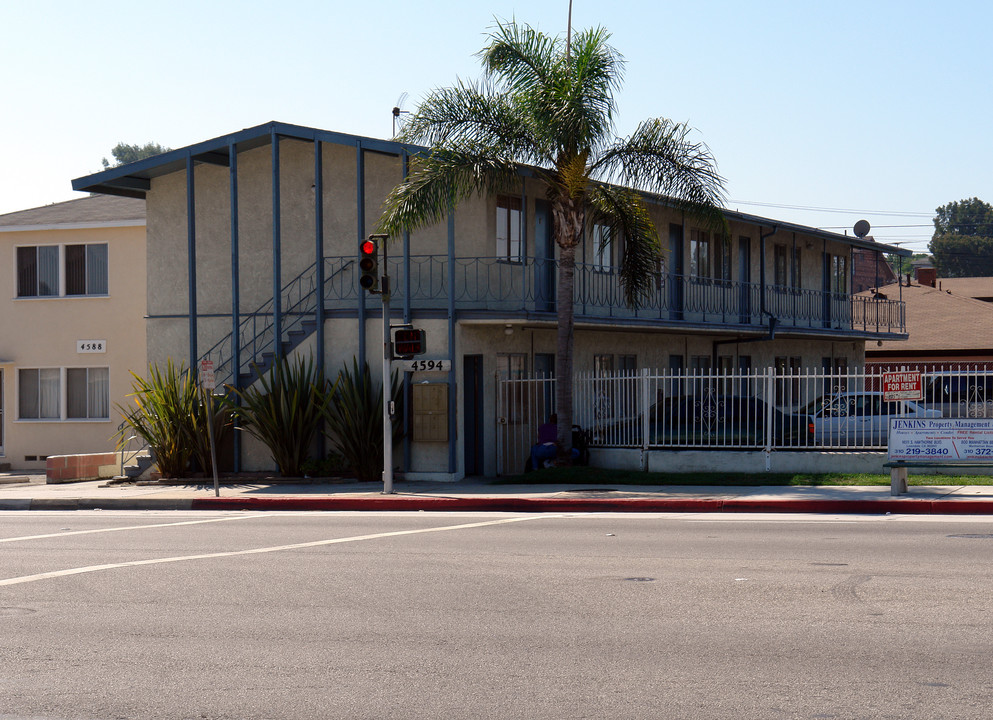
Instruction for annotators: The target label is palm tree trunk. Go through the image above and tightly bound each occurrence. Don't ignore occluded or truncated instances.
[555,241,576,457]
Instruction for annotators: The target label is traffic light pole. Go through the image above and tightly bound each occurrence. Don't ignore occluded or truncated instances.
[369,234,394,495]
[382,275,394,495]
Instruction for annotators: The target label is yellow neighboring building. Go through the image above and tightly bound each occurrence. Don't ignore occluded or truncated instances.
[0,195,146,471]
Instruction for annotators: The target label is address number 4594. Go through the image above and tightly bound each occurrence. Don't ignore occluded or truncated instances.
[396,359,450,372]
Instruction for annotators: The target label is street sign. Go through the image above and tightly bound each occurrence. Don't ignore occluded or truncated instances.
[199,359,216,390]
[882,371,922,402]
[396,358,451,372]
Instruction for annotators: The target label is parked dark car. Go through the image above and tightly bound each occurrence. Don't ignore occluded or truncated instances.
[605,395,811,448]
[924,373,993,418]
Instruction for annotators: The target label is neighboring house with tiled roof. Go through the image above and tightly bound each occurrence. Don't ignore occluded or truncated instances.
[0,195,146,472]
[933,276,993,303]
[864,279,993,372]
[851,245,897,294]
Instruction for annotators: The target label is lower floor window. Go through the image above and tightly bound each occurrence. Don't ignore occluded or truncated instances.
[18,367,109,420]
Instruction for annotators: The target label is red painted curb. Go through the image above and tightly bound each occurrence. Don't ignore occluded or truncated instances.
[190,496,729,513]
[722,498,935,515]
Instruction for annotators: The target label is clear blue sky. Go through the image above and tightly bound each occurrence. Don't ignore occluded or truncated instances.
[2,0,990,252]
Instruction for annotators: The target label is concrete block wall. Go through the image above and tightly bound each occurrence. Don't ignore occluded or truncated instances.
[46,453,120,484]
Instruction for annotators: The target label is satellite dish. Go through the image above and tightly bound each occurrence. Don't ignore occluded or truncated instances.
[853,219,871,238]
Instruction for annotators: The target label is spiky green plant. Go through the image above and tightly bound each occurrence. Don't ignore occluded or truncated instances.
[224,354,335,477]
[323,358,404,482]
[116,360,200,478]
[188,388,235,477]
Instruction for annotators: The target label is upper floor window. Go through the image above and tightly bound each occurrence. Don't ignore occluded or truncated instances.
[832,254,848,293]
[16,244,108,298]
[774,244,788,286]
[690,229,710,278]
[496,196,522,262]
[592,224,612,272]
[715,235,731,282]
[791,247,802,288]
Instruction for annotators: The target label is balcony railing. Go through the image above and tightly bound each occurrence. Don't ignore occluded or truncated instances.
[322,254,906,335]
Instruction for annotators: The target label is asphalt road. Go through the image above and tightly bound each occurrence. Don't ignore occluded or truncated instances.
[2,510,993,720]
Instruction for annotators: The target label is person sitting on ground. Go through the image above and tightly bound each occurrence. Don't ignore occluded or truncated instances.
[530,414,560,469]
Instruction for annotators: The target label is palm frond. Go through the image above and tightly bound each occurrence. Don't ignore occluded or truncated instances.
[398,79,537,158]
[478,18,559,94]
[592,118,727,232]
[377,144,522,236]
[588,185,661,308]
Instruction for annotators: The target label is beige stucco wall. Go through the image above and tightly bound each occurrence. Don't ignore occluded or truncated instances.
[0,223,146,470]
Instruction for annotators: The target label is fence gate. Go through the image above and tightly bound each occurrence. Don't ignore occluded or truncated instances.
[497,375,554,475]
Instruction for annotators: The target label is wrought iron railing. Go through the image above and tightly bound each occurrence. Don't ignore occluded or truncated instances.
[495,366,992,473]
[323,255,906,334]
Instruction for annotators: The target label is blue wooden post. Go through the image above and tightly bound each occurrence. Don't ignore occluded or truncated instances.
[229,142,241,471]
[186,153,197,368]
[271,129,282,360]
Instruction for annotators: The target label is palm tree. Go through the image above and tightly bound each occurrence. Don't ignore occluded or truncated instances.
[378,19,726,457]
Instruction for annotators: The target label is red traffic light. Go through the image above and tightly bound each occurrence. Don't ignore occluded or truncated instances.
[359,238,379,292]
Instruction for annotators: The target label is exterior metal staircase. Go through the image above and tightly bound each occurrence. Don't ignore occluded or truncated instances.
[199,259,354,389]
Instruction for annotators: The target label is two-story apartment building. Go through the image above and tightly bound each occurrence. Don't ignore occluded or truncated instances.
[0,195,146,471]
[72,121,908,479]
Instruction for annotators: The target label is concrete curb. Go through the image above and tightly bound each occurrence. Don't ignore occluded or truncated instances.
[186,496,993,514]
[6,496,993,514]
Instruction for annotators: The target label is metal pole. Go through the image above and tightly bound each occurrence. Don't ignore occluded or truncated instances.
[206,390,219,497]
[377,235,394,494]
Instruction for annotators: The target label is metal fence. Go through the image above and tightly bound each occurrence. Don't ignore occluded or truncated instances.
[496,365,993,474]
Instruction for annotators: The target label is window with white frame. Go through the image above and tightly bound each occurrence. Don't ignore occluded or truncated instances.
[496,196,522,262]
[690,229,710,278]
[831,254,848,294]
[16,244,108,297]
[715,235,732,283]
[592,224,613,271]
[18,367,109,420]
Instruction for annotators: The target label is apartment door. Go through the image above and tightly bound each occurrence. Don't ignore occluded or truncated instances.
[462,355,485,476]
[738,236,751,323]
[534,199,556,312]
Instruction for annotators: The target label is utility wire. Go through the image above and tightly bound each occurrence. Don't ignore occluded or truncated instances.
[730,199,932,217]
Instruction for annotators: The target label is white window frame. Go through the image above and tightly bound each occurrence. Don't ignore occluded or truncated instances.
[17,366,111,422]
[14,242,109,298]
[690,229,711,278]
[496,196,523,263]
[592,224,613,272]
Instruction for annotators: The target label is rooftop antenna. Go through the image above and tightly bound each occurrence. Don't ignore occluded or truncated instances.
[392,93,410,138]
[853,219,871,239]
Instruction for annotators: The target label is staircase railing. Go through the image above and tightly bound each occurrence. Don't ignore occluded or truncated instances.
[199,259,355,388]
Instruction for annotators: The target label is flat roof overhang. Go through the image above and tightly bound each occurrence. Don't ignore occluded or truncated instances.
[72,120,911,258]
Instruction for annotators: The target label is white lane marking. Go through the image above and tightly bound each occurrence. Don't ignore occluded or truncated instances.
[0,515,553,587]
[0,513,264,544]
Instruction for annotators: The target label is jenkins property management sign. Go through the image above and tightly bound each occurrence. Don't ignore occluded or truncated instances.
[888,418,993,461]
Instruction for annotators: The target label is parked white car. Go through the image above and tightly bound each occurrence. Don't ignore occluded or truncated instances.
[802,391,941,447]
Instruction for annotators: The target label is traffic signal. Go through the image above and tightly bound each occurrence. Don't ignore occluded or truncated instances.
[359,238,379,293]
[393,328,426,358]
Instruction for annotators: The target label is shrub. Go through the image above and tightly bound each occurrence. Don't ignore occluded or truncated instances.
[323,358,403,482]
[224,354,335,477]
[188,390,235,477]
[116,360,200,478]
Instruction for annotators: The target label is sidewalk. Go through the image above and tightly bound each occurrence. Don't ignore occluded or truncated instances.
[3,473,993,514]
